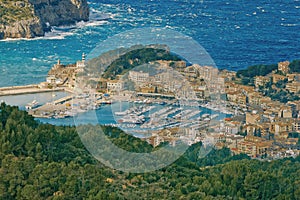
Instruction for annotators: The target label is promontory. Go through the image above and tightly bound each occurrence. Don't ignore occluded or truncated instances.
[0,0,89,39]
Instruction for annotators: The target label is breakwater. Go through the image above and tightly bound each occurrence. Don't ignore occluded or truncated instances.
[0,85,64,96]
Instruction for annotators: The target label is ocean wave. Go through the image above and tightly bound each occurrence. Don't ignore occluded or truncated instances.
[0,36,52,42]
[76,20,109,28]
[90,9,112,21]
[0,27,76,42]
[1,9,111,42]
[43,29,75,40]
[281,23,298,27]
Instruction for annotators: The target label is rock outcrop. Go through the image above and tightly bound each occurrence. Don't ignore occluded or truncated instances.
[0,0,89,39]
[0,18,44,39]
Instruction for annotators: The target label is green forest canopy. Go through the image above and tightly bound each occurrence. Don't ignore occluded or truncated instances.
[102,47,182,79]
[236,59,300,78]
[0,103,300,199]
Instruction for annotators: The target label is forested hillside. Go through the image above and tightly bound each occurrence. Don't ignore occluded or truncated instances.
[102,47,182,79]
[0,103,300,199]
[236,59,300,86]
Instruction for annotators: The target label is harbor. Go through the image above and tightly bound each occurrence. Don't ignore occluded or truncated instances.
[0,51,235,146]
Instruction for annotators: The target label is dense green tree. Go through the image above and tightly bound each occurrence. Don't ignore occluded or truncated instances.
[102,47,181,79]
[0,103,300,199]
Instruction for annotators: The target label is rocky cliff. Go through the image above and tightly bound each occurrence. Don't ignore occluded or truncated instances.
[0,0,89,39]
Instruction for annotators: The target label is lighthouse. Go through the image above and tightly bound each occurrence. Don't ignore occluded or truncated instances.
[76,53,86,72]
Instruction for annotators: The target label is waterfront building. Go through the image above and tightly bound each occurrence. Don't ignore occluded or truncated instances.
[255,76,270,88]
[225,135,244,149]
[107,80,124,92]
[183,65,200,79]
[47,54,87,88]
[286,81,300,93]
[270,121,293,136]
[293,120,300,133]
[236,136,272,158]
[246,112,261,125]
[46,75,57,85]
[247,92,264,106]
[226,91,247,106]
[224,121,242,134]
[225,82,239,92]
[287,101,300,118]
[128,70,149,83]
[278,61,290,74]
[287,74,298,82]
[278,106,293,118]
[194,86,209,99]
[272,74,286,83]
[245,124,261,136]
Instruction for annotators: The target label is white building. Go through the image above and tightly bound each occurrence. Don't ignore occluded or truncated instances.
[293,120,300,133]
[128,71,149,83]
[107,80,124,91]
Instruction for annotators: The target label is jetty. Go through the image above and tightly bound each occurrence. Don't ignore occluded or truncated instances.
[52,96,73,105]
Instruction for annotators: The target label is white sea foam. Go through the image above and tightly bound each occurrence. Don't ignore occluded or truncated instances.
[0,8,111,42]
[0,28,74,41]
[44,29,75,40]
[0,36,47,42]
[281,23,298,27]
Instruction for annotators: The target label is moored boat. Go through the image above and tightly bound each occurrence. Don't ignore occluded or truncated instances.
[25,100,39,110]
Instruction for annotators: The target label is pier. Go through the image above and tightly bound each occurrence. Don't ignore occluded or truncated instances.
[52,96,73,105]
[28,94,82,118]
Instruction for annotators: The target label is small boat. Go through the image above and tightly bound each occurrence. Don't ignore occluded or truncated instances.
[115,111,128,116]
[25,100,39,110]
[210,114,219,119]
[201,113,210,118]
[101,101,112,105]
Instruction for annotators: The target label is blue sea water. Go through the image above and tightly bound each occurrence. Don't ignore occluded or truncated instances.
[0,0,299,87]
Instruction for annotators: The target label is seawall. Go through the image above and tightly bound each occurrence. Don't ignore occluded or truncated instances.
[0,85,64,96]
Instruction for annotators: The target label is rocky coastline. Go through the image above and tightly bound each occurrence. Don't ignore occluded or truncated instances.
[0,0,89,39]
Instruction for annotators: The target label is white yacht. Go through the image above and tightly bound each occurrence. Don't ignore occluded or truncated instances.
[25,100,39,110]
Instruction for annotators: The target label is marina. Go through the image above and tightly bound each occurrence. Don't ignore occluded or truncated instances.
[111,101,230,136]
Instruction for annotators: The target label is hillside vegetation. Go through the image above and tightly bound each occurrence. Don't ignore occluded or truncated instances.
[236,59,300,86]
[0,103,300,199]
[0,0,35,24]
[237,59,300,79]
[102,47,182,79]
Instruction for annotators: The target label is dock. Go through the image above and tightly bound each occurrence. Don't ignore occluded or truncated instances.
[28,95,75,118]
[52,96,73,105]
